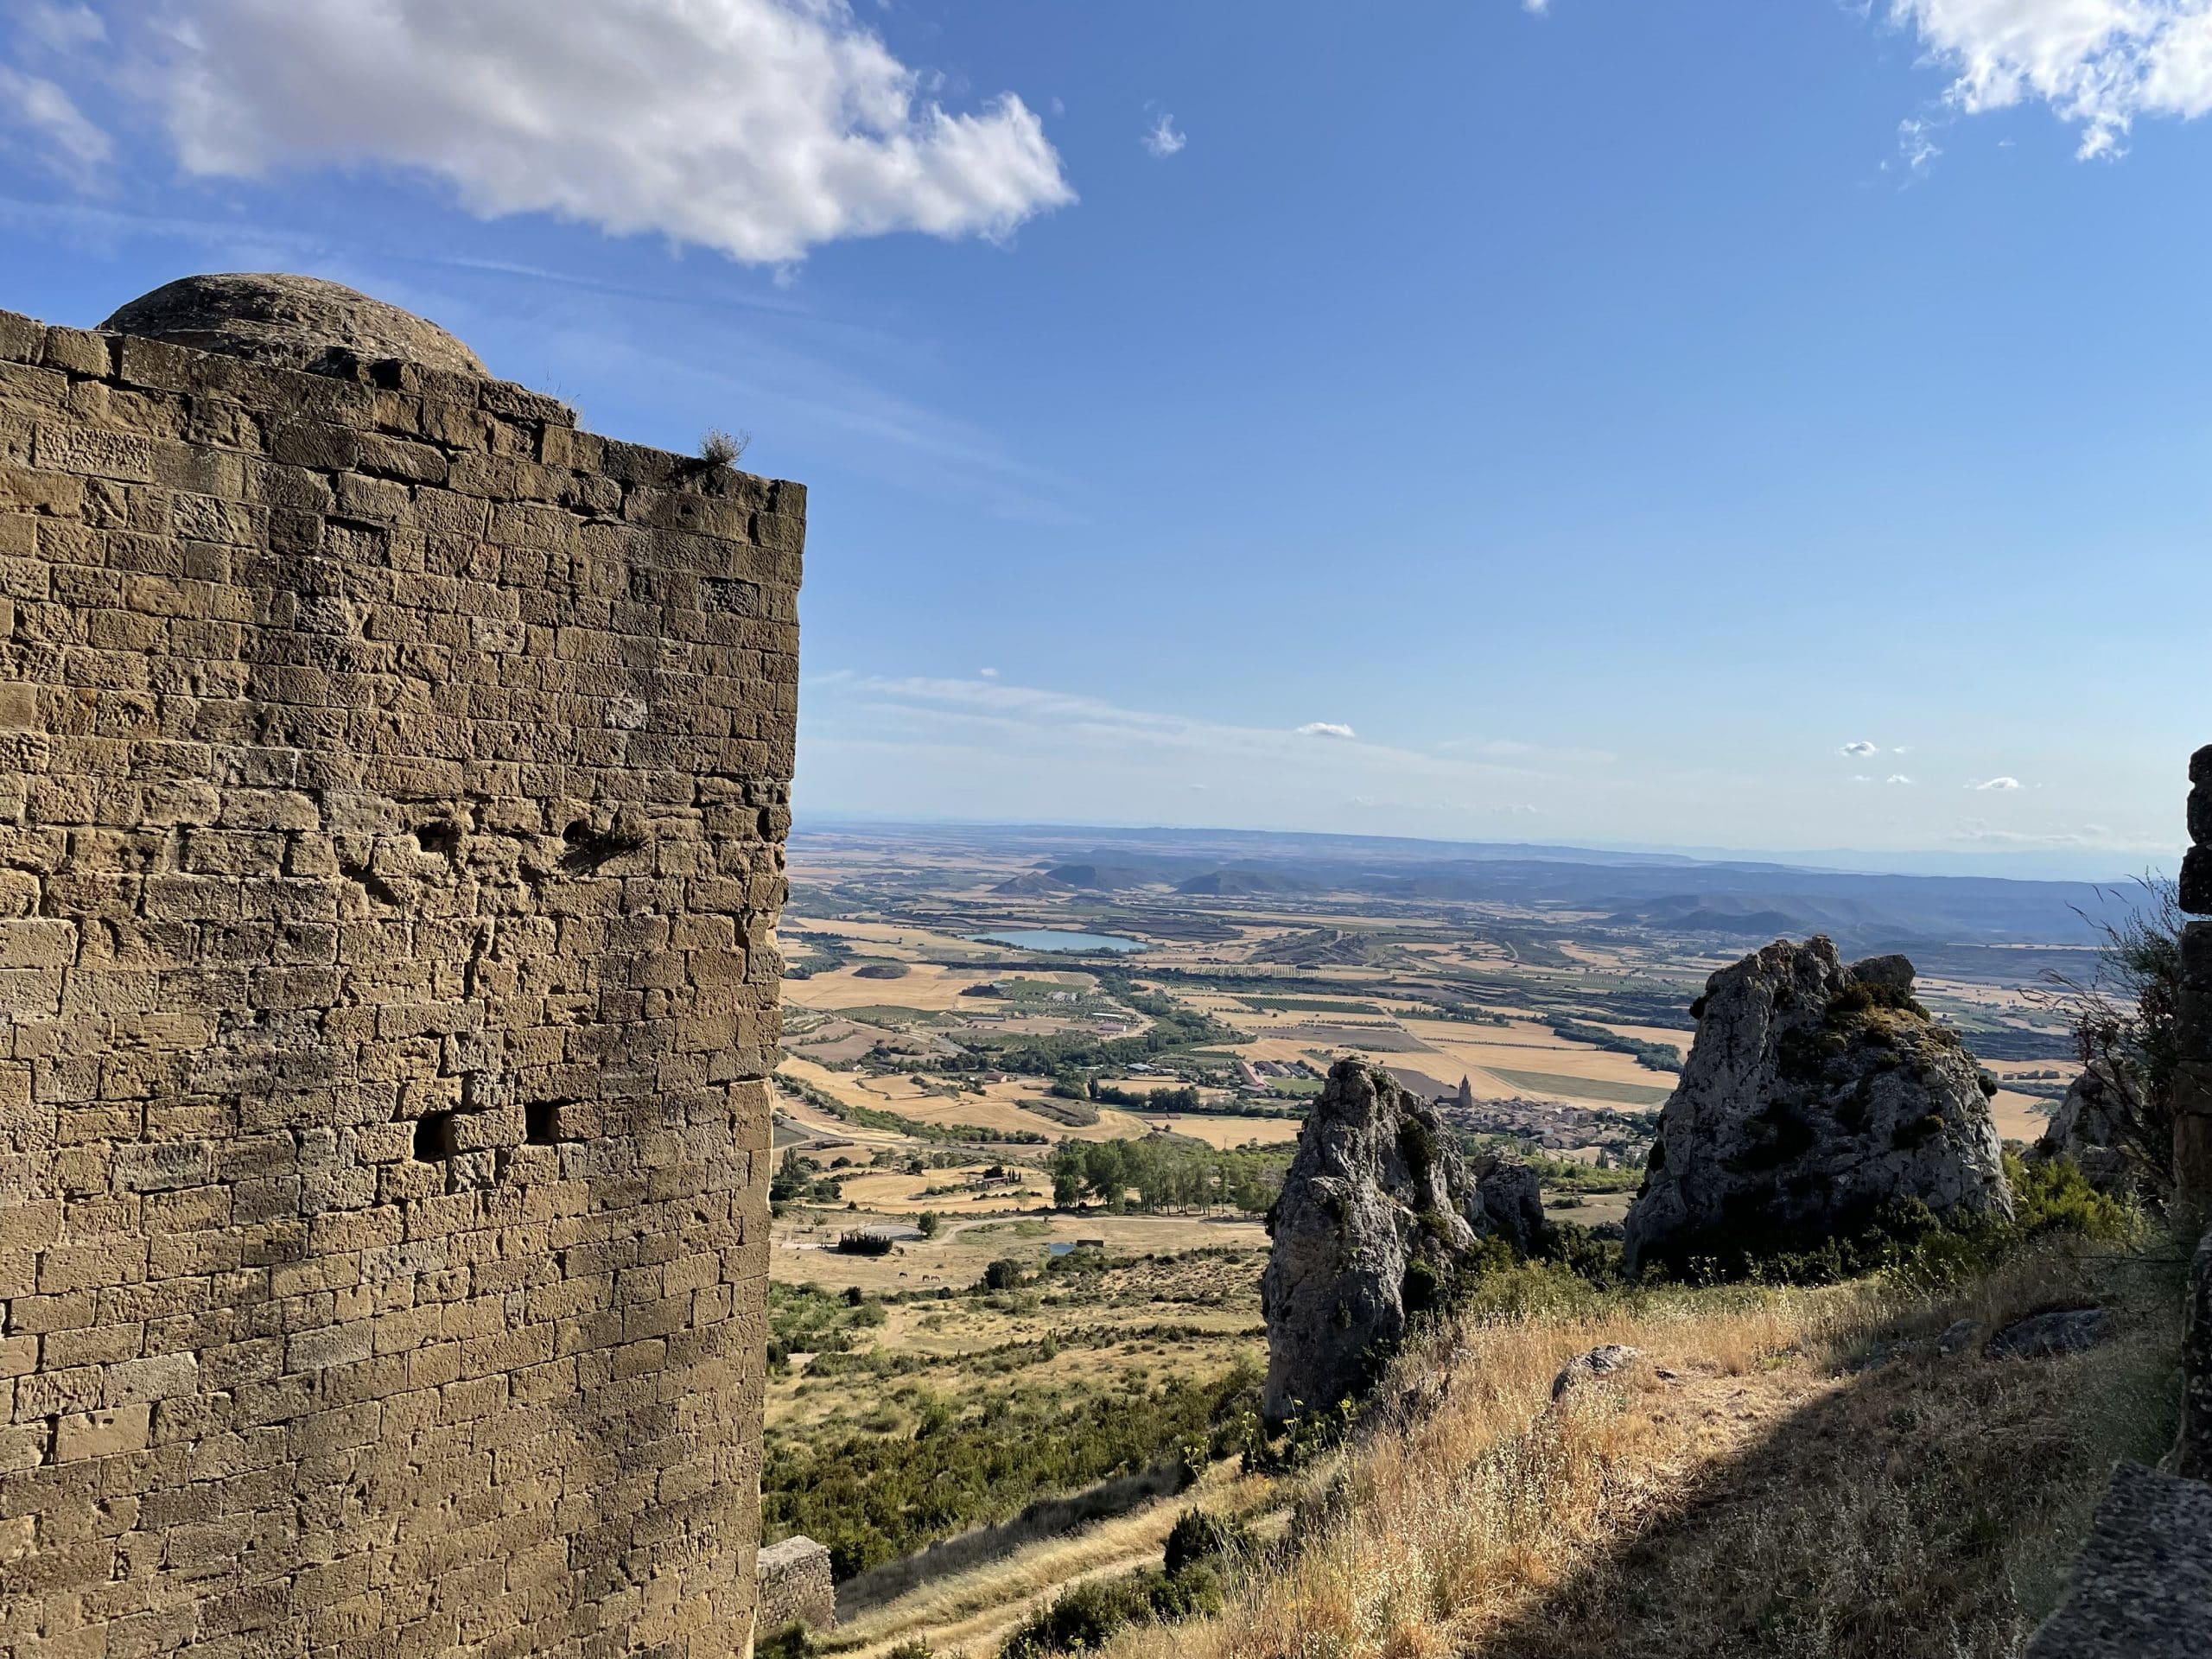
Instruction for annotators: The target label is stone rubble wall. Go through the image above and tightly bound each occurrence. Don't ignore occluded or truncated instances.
[753,1536,834,1633]
[0,303,798,1656]
[2178,745,2212,1210]
[2179,1224,2211,1482]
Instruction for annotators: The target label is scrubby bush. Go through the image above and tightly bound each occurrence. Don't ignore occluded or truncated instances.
[763,1365,1260,1579]
[697,427,749,467]
[1000,1563,1224,1658]
[1163,1506,1254,1575]
[754,1623,811,1659]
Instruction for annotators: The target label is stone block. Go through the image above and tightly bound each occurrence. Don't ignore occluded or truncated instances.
[53,1403,149,1462]
[2184,846,2212,918]
[2179,1225,2212,1480]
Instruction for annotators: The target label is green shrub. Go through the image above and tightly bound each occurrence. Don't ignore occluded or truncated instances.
[765,1365,1262,1579]
[2007,1151,2139,1242]
[1163,1507,1255,1575]
[756,1624,814,1659]
[1000,1565,1224,1657]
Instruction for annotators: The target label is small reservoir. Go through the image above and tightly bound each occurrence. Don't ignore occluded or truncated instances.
[969,929,1150,955]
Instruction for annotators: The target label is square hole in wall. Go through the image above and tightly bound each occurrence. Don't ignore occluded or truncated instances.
[413,1111,455,1162]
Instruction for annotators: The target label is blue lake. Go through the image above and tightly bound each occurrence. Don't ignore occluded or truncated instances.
[969,929,1150,955]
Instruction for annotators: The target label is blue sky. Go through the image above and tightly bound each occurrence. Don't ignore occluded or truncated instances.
[3,1,2210,879]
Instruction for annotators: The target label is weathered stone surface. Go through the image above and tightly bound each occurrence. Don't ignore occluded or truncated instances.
[1987,1306,2115,1360]
[2183,849,2212,1210]
[758,1535,837,1632]
[1469,1154,1545,1255]
[1551,1344,1643,1400]
[2179,1226,2212,1480]
[2033,1058,2145,1193]
[1623,938,2011,1276]
[101,271,489,377]
[2024,1462,2212,1658]
[0,285,800,1659]
[1262,1058,1541,1420]
[2183,845,2212,916]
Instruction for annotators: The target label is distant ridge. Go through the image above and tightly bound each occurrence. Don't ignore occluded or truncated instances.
[798,820,2145,950]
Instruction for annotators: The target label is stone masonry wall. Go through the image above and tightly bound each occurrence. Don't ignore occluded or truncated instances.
[2177,744,2212,1212]
[752,1536,833,1634]
[0,297,798,1657]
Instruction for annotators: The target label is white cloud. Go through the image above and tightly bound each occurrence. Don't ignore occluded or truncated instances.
[1970,775,2024,790]
[1887,773,1914,785]
[978,667,1000,678]
[1295,721,1357,740]
[1840,740,1880,757]
[1851,774,1875,784]
[0,65,111,182]
[1141,111,1186,158]
[108,0,1072,264]
[1888,0,2212,159]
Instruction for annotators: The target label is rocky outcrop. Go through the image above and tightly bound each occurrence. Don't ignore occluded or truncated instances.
[1262,1059,1541,1420]
[1987,1307,2115,1360]
[2032,1058,2145,1193]
[1551,1344,1643,1400]
[100,272,489,376]
[1624,938,2011,1276]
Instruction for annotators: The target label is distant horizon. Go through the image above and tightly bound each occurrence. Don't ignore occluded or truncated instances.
[791,809,2178,887]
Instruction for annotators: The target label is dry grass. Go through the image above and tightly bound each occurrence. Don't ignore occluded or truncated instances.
[823,1464,1279,1659]
[1110,1237,2183,1659]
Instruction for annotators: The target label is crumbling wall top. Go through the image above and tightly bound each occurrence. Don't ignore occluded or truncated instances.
[101,270,489,378]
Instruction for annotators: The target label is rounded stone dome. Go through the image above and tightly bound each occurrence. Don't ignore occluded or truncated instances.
[100,272,486,378]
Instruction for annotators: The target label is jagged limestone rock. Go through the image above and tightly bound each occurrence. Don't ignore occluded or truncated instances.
[1987,1307,2115,1360]
[1262,1058,1541,1421]
[2032,1058,2144,1193]
[1551,1344,1643,1401]
[1623,937,2011,1276]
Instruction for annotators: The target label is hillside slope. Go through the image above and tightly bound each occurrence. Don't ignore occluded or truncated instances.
[1108,1235,2181,1659]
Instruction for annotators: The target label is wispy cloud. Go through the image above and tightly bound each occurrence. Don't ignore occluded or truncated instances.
[1969,776,2024,790]
[21,3,105,52]
[0,66,111,184]
[1840,740,1880,757]
[1141,111,1187,158]
[798,672,1599,824]
[1887,773,1913,785]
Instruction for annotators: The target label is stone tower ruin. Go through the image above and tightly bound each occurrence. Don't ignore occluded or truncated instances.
[0,276,798,1658]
